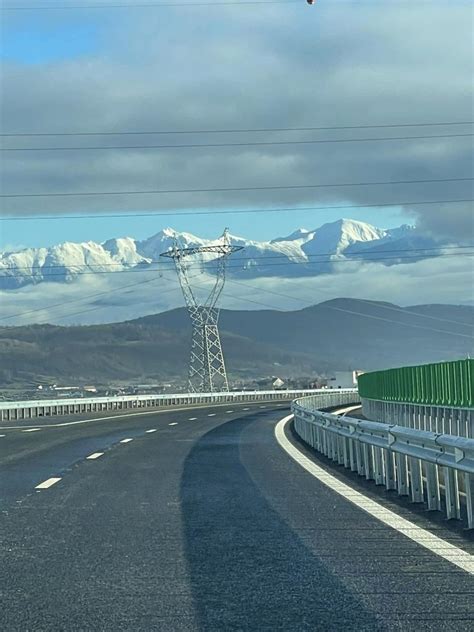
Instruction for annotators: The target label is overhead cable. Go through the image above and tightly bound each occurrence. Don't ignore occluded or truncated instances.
[3,120,472,138]
[4,133,472,152]
[2,176,471,199]
[1,198,472,222]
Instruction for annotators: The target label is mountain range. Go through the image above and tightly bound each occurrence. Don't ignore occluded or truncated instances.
[1,299,472,389]
[0,218,455,290]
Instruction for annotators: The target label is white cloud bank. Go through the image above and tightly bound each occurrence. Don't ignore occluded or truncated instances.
[0,255,472,327]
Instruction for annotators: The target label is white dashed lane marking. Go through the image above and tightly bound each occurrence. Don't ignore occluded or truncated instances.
[0,434,5,438]
[86,452,104,460]
[146,429,157,433]
[169,422,178,426]
[120,438,133,444]
[189,417,197,421]
[226,410,233,413]
[243,408,250,411]
[22,428,40,433]
[35,477,61,490]
[207,414,216,417]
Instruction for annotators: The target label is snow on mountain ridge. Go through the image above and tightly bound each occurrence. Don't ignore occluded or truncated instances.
[0,218,429,290]
[102,237,150,265]
[271,228,313,244]
[301,219,387,258]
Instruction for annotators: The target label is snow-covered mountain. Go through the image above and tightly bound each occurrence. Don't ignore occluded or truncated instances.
[0,219,450,290]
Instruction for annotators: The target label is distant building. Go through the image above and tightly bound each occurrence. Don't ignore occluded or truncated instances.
[327,371,363,389]
[272,377,285,390]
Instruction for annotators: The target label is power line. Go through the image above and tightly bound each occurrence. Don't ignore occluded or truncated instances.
[4,133,472,152]
[1,198,472,222]
[0,273,197,327]
[2,0,301,10]
[226,278,474,328]
[318,304,474,340]
[224,279,474,339]
[2,251,472,279]
[348,298,474,329]
[2,270,472,341]
[3,120,472,138]
[2,176,471,199]
[0,275,167,322]
[3,245,473,273]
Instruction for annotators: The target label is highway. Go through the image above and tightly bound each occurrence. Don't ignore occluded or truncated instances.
[1,404,473,631]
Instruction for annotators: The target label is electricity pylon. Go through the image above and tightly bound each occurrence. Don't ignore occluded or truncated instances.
[161,229,242,393]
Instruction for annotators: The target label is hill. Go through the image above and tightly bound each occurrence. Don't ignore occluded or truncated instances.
[0,299,472,390]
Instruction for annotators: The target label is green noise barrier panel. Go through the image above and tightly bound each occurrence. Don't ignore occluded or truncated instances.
[358,359,473,409]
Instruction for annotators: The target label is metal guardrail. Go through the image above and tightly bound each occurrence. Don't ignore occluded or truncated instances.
[292,397,474,529]
[0,388,358,422]
[361,397,474,439]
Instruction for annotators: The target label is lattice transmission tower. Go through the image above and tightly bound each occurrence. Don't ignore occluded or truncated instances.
[161,229,243,393]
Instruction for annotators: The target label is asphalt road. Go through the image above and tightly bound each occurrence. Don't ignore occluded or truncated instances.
[0,404,473,631]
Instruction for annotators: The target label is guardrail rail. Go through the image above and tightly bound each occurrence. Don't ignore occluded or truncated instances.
[359,359,474,438]
[0,388,358,422]
[292,394,474,529]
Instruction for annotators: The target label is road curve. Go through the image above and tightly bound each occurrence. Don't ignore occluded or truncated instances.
[0,404,473,631]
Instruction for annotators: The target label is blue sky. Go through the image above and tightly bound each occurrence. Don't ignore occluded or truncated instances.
[1,14,102,64]
[0,204,410,250]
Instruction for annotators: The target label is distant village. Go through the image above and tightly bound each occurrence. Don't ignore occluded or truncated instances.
[10,370,364,401]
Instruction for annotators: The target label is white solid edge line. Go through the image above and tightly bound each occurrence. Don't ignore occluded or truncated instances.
[35,477,61,490]
[334,405,362,417]
[120,438,133,443]
[275,415,474,576]
[146,429,157,433]
[86,452,104,460]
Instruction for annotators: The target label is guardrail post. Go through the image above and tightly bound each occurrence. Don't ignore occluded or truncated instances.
[363,444,374,481]
[355,441,365,476]
[342,437,350,468]
[465,473,474,529]
[322,427,328,457]
[396,454,409,496]
[409,458,424,503]
[336,436,344,465]
[384,451,396,490]
[327,431,334,460]
[424,463,441,511]
[348,438,357,472]
[311,425,317,450]
[373,447,384,485]
[444,467,461,520]
[333,434,339,462]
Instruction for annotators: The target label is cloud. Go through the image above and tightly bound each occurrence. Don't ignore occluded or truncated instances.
[1,255,472,327]
[1,2,472,244]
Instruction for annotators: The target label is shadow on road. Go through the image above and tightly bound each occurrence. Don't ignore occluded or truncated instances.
[180,414,382,631]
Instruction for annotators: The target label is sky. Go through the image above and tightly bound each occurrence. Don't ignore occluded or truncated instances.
[1,203,412,250]
[0,0,472,329]
[1,0,472,252]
